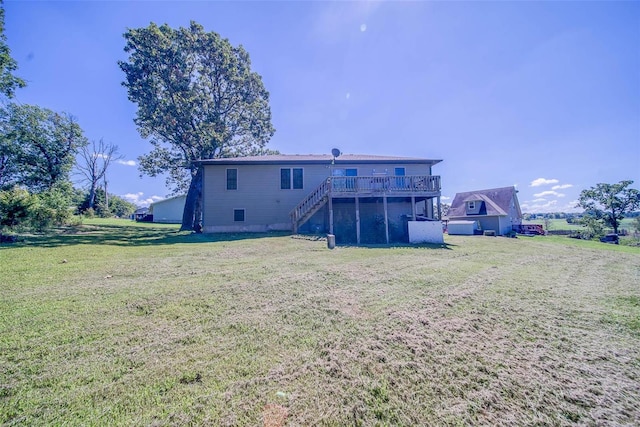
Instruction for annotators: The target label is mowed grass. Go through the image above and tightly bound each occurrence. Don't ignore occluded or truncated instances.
[1,220,639,426]
[524,217,638,232]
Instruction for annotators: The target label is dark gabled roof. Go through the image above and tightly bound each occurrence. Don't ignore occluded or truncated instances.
[199,154,442,166]
[448,186,521,218]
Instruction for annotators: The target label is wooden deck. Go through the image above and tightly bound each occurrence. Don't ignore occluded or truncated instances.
[290,175,442,237]
[329,175,441,197]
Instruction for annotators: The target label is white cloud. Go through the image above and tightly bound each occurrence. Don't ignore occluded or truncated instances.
[521,199,582,214]
[441,196,451,201]
[122,192,163,207]
[551,184,573,190]
[521,199,558,212]
[533,190,565,198]
[117,159,136,166]
[532,198,546,203]
[566,200,581,212]
[530,178,559,187]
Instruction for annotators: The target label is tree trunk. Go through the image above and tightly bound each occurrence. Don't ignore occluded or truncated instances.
[194,185,203,233]
[88,183,97,210]
[180,167,203,232]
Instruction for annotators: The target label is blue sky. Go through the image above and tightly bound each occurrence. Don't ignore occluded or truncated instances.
[5,1,639,211]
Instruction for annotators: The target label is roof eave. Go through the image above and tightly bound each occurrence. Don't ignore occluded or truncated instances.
[198,158,443,166]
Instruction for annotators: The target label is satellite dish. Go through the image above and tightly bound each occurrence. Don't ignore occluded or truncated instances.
[331,148,341,158]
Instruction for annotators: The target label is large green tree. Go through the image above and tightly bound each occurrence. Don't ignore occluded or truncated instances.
[0,1,25,191]
[0,122,19,190]
[0,0,25,99]
[577,180,640,235]
[0,103,86,192]
[119,22,275,231]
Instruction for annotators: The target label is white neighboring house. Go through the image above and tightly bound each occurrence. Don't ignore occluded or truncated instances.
[150,195,186,224]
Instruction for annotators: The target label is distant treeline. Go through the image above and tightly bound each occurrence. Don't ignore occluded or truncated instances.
[523,211,640,221]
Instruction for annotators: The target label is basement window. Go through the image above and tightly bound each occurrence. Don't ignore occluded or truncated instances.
[233,209,245,222]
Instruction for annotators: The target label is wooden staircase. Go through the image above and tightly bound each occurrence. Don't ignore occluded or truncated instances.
[290,178,331,233]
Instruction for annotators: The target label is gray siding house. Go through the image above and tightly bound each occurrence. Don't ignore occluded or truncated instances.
[448,186,522,235]
[200,154,442,244]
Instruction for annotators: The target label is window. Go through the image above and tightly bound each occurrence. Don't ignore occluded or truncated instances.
[345,168,357,189]
[467,201,475,210]
[233,209,245,222]
[293,168,303,189]
[226,168,237,190]
[394,167,406,187]
[280,168,291,189]
[333,168,357,177]
[333,168,356,190]
[281,168,303,189]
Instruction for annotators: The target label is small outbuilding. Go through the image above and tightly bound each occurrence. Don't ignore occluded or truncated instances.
[150,195,186,224]
[132,207,151,222]
[408,220,444,243]
[447,220,479,235]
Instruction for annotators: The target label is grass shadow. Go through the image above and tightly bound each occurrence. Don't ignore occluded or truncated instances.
[340,242,456,250]
[2,222,456,250]
[292,234,456,250]
[3,223,292,248]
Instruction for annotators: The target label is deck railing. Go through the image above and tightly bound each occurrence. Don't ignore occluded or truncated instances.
[330,175,440,194]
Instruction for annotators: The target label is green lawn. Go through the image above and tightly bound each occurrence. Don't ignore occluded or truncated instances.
[1,220,639,425]
[524,217,638,232]
[524,218,584,231]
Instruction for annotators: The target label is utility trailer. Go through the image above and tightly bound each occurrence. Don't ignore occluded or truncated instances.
[513,224,545,235]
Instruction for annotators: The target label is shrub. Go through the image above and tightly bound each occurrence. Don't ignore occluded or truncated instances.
[577,216,605,240]
[29,187,72,230]
[0,187,35,230]
[82,207,96,219]
[77,189,136,218]
[0,185,73,232]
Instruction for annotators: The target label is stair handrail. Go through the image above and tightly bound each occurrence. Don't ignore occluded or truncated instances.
[290,178,331,224]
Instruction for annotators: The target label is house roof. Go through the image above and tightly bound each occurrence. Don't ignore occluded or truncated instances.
[448,186,521,218]
[150,194,187,207]
[198,154,442,166]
